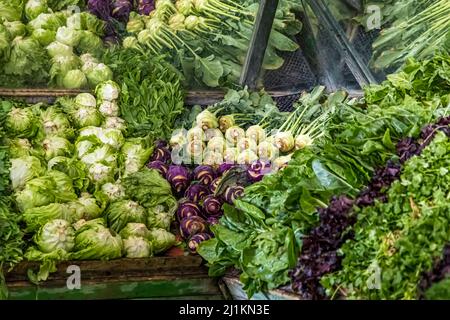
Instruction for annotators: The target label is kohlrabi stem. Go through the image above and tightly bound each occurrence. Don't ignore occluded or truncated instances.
[162,28,199,57]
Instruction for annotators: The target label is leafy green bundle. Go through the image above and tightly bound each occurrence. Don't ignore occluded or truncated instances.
[0,0,108,88]
[0,197,24,299]
[103,47,185,139]
[370,0,449,71]
[0,100,25,299]
[322,131,450,299]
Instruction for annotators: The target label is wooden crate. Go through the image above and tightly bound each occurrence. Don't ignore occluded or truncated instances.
[4,256,225,300]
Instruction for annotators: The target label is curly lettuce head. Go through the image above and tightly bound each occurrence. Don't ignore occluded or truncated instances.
[71,224,123,260]
[50,54,81,87]
[75,93,96,108]
[119,223,149,239]
[72,105,103,128]
[123,236,152,258]
[94,181,126,204]
[148,228,176,254]
[6,107,38,138]
[34,219,75,253]
[88,162,115,185]
[80,144,116,167]
[25,0,49,21]
[15,178,56,212]
[105,200,147,233]
[67,193,103,221]
[4,36,48,79]
[95,80,120,101]
[23,203,74,232]
[47,170,77,202]
[31,28,56,46]
[147,206,173,231]
[4,21,27,38]
[103,117,127,132]
[27,12,67,31]
[62,69,88,89]
[47,156,89,192]
[39,106,74,139]
[77,30,103,56]
[86,63,113,87]
[42,136,73,161]
[7,138,42,158]
[10,156,46,190]
[46,41,73,57]
[120,138,153,176]
[55,26,81,47]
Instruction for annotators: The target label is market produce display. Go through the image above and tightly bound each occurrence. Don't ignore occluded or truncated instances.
[1,0,302,89]
[199,54,450,298]
[118,0,302,87]
[1,0,450,302]
[323,130,450,299]
[0,81,178,293]
[0,0,113,88]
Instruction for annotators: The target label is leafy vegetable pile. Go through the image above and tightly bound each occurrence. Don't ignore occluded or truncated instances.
[1,81,178,289]
[197,89,361,297]
[0,101,25,299]
[419,244,450,299]
[370,0,450,71]
[118,0,302,87]
[0,0,112,89]
[0,197,24,299]
[102,47,185,139]
[322,130,450,299]
[198,54,450,298]
[289,54,450,300]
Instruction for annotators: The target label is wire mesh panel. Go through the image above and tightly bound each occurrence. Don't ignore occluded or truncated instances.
[263,47,317,92]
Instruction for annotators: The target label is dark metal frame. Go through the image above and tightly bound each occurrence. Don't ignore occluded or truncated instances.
[240,0,280,89]
[306,0,377,87]
[240,0,378,92]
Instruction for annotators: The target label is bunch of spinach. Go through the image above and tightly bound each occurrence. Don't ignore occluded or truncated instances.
[103,47,185,139]
[198,201,299,298]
